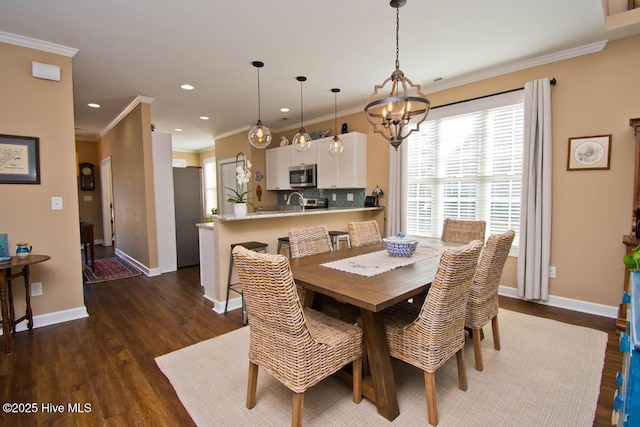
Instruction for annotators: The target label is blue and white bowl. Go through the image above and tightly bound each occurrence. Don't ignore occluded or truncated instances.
[383,234,418,257]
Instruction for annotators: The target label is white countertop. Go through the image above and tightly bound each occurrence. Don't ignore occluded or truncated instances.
[206,206,384,223]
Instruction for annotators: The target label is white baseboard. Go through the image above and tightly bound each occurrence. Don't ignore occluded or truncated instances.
[208,295,241,315]
[499,285,618,319]
[0,306,89,335]
[114,249,161,277]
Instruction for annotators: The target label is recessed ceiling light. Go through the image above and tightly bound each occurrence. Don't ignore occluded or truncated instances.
[280,107,290,112]
[199,116,210,120]
[174,128,183,132]
[87,103,101,108]
[180,84,194,90]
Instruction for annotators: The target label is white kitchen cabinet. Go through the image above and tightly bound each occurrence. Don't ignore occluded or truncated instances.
[317,132,367,189]
[290,142,317,167]
[265,146,292,190]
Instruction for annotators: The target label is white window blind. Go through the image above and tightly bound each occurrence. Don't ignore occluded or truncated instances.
[203,157,217,215]
[404,90,524,252]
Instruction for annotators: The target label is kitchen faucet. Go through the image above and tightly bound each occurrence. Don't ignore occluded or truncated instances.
[287,192,305,211]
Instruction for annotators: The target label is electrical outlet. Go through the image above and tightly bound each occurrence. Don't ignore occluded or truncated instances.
[31,282,42,296]
[283,194,288,201]
[347,193,354,202]
[549,266,556,279]
[332,194,336,201]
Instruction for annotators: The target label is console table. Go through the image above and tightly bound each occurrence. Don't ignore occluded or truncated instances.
[0,255,51,353]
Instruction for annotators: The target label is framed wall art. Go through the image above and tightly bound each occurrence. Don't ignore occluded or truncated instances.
[567,134,611,171]
[0,134,41,184]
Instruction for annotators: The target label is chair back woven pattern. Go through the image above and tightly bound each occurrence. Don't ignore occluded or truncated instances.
[232,245,362,393]
[441,219,486,244]
[288,225,333,259]
[465,230,515,329]
[385,240,483,372]
[348,220,382,247]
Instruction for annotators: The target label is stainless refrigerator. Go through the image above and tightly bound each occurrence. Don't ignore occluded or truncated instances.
[173,166,203,267]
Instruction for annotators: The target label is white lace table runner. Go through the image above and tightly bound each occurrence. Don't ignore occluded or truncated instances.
[321,245,443,277]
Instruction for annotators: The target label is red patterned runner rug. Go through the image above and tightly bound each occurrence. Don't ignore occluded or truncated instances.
[83,257,142,284]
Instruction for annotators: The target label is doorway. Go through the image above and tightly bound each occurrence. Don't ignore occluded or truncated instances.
[100,156,114,246]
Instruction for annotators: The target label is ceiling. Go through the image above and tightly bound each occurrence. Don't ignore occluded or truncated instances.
[1,0,638,152]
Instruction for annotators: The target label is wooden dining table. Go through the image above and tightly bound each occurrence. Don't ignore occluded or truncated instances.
[289,238,453,421]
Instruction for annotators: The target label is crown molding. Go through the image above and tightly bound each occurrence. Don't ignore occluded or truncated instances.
[0,31,78,57]
[425,40,608,93]
[99,95,155,138]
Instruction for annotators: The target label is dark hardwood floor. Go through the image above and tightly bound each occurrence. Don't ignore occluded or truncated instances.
[0,245,620,426]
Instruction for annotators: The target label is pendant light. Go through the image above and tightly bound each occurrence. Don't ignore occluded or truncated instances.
[328,88,344,157]
[248,61,272,149]
[364,0,430,150]
[292,76,312,153]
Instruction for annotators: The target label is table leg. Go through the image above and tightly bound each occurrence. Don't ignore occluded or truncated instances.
[7,275,15,333]
[360,309,400,421]
[89,242,95,272]
[0,271,10,353]
[22,266,33,334]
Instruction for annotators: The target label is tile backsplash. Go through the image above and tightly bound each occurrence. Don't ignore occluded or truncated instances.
[277,188,366,208]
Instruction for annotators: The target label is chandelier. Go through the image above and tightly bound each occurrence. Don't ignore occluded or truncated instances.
[248,61,272,149]
[364,0,430,150]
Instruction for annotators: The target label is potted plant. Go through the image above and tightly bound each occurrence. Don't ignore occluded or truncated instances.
[226,154,253,216]
[623,244,640,272]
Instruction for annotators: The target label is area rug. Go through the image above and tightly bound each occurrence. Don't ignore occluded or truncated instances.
[155,309,607,426]
[83,257,142,284]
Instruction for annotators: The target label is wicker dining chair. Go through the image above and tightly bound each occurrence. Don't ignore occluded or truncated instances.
[232,245,363,427]
[440,218,486,244]
[348,220,382,247]
[288,226,360,323]
[465,230,515,371]
[383,240,483,426]
[288,225,333,305]
[288,225,334,259]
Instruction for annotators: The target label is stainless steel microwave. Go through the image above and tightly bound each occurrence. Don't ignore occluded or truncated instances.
[289,164,317,188]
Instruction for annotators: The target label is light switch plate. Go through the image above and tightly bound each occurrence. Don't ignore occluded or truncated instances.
[347,193,354,202]
[51,196,63,210]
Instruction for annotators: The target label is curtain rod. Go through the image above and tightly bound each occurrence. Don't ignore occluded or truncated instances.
[432,78,557,110]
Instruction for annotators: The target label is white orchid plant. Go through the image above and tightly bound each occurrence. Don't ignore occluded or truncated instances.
[226,154,253,205]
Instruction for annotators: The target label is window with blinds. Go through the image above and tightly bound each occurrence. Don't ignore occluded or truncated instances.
[203,157,217,216]
[404,90,524,251]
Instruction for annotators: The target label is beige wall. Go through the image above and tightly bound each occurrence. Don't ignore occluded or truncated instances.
[0,42,85,317]
[212,35,640,309]
[75,140,104,241]
[98,103,158,269]
[172,150,200,166]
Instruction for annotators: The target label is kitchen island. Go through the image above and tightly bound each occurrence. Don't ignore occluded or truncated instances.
[197,207,385,313]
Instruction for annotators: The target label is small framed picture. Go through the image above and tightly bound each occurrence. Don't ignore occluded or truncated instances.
[0,134,41,184]
[567,135,611,171]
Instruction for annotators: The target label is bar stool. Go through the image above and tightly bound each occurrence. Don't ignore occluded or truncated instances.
[225,241,269,325]
[328,231,351,251]
[277,236,290,258]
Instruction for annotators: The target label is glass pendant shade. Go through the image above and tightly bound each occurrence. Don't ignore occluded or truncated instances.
[292,128,312,152]
[363,0,430,150]
[292,76,312,153]
[328,136,344,156]
[248,61,272,149]
[248,119,272,149]
[328,88,343,156]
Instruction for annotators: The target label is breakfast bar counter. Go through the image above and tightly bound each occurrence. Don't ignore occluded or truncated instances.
[197,207,384,313]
